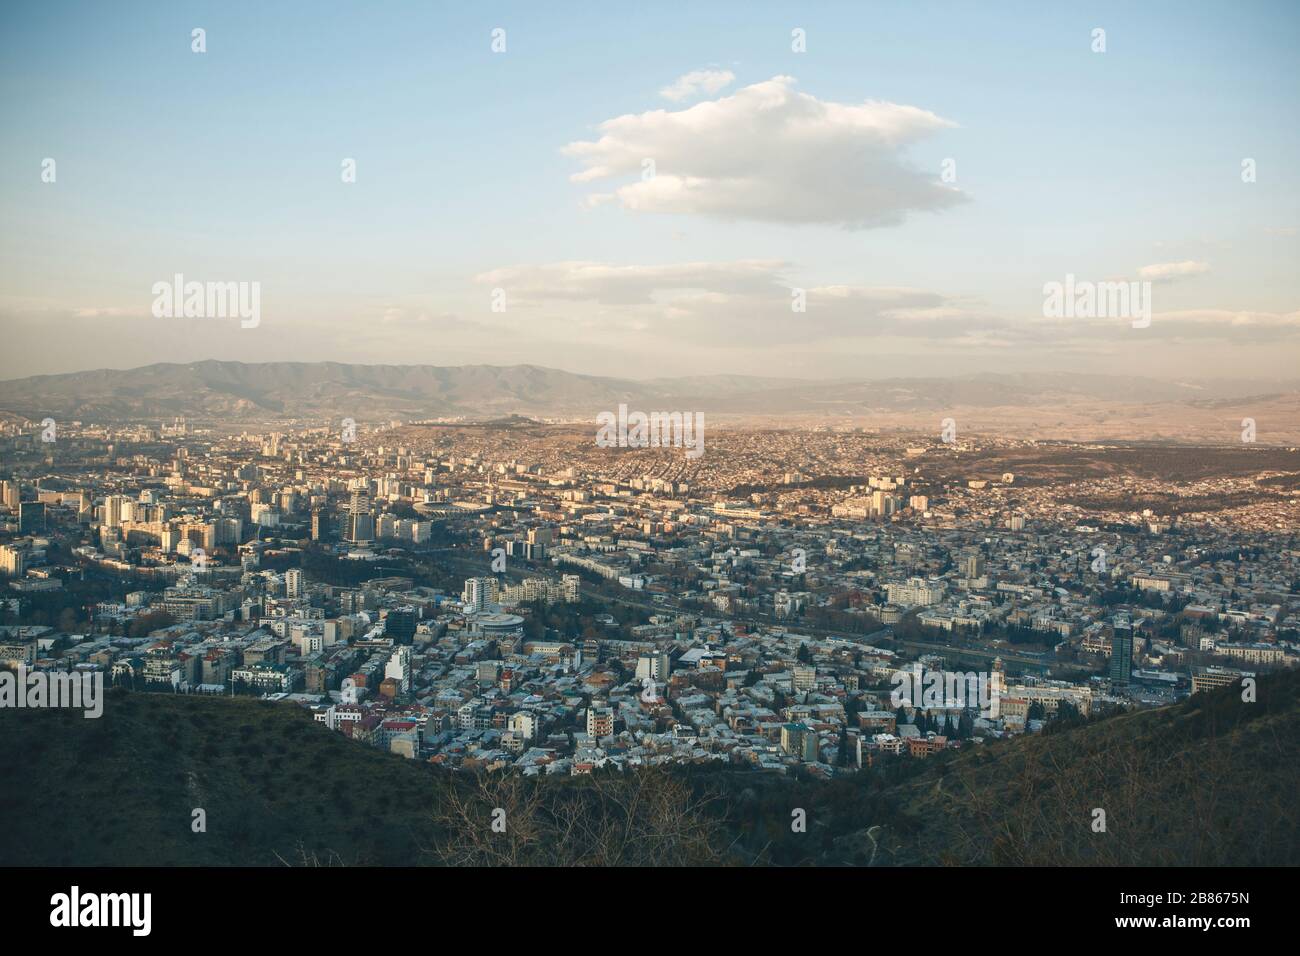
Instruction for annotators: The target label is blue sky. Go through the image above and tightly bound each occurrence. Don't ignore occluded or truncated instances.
[1,0,1297,380]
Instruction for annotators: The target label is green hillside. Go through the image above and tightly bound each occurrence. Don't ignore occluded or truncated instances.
[1,671,1297,866]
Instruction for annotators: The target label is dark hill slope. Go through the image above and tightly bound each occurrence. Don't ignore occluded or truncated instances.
[1,672,1297,866]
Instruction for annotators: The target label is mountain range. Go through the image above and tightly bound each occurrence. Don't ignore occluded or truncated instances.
[0,361,1297,440]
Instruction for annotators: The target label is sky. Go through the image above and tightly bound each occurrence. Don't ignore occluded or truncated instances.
[1,0,1298,382]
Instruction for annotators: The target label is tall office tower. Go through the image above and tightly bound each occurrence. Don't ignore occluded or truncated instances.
[1,480,19,510]
[103,495,125,528]
[962,554,986,579]
[462,577,497,613]
[348,510,375,544]
[18,502,45,534]
[1109,624,1134,684]
[311,511,323,541]
[285,569,303,599]
[384,608,418,646]
[346,493,374,543]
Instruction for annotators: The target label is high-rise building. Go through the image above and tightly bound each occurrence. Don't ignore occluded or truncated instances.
[636,652,671,682]
[586,706,614,738]
[103,495,125,528]
[780,722,819,762]
[384,607,418,645]
[385,646,412,695]
[0,544,25,578]
[285,569,303,598]
[462,577,497,613]
[0,480,19,511]
[18,501,45,534]
[346,494,374,543]
[1109,625,1133,684]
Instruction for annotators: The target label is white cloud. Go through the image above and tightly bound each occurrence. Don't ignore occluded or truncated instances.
[1136,260,1210,283]
[659,68,735,102]
[563,76,965,228]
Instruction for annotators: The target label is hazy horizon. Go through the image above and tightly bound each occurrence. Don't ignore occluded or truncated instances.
[2,1,1298,381]
[3,356,1300,390]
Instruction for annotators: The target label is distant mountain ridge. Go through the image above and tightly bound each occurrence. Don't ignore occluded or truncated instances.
[0,360,1295,424]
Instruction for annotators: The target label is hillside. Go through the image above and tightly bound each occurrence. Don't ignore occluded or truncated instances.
[674,668,1300,867]
[0,672,1297,866]
[877,667,1300,866]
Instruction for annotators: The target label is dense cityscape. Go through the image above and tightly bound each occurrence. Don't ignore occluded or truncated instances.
[3,413,1296,777]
